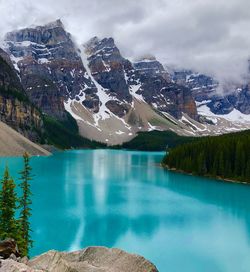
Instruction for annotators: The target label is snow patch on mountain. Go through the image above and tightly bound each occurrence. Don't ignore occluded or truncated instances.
[79,47,113,125]
[198,104,250,123]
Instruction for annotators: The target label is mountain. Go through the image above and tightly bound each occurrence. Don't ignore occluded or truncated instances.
[171,69,250,124]
[4,19,76,120]
[2,20,202,145]
[2,19,250,147]
[133,56,197,120]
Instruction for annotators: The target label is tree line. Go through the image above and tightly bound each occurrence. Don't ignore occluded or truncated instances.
[162,130,250,182]
[114,130,196,151]
[0,153,33,257]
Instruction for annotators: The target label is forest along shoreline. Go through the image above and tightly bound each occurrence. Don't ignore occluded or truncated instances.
[162,164,250,186]
[161,129,250,185]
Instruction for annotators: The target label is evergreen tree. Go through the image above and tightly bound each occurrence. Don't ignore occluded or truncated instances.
[163,129,250,182]
[245,160,250,182]
[18,152,33,256]
[0,167,18,240]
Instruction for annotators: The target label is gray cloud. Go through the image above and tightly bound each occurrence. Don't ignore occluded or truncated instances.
[1,0,250,86]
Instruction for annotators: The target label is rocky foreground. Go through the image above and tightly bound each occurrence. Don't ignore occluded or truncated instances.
[0,246,158,272]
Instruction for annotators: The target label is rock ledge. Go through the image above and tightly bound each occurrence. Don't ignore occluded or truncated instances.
[0,246,158,272]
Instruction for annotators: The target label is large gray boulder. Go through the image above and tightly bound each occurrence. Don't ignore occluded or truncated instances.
[0,259,43,272]
[0,246,158,272]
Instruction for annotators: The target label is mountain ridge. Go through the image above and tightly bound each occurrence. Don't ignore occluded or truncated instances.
[1,19,250,146]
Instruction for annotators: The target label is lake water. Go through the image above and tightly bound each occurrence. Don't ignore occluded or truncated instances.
[1,149,250,271]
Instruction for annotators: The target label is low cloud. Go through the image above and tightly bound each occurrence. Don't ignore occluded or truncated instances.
[1,0,250,87]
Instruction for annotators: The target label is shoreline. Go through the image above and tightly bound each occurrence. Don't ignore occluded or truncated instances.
[161,163,250,186]
[0,148,165,158]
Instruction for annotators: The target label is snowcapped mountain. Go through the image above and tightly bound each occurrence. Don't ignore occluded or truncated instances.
[2,20,202,144]
[4,19,87,120]
[2,19,250,145]
[169,68,250,129]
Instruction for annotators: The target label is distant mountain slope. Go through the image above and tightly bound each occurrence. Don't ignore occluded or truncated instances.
[0,120,49,156]
[171,68,250,119]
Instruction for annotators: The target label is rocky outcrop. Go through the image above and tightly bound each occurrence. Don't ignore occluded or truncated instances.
[0,247,158,272]
[0,239,19,259]
[133,55,170,81]
[227,84,250,114]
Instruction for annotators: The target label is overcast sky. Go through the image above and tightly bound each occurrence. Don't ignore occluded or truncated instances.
[1,0,250,85]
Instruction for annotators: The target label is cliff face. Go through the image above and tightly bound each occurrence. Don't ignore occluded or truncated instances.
[4,19,86,120]
[0,51,43,141]
[85,37,132,103]
[0,96,42,139]
[133,58,198,120]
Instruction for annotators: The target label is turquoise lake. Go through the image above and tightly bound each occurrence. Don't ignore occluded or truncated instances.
[1,149,250,271]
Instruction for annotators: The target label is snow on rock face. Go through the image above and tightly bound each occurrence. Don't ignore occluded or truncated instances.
[133,55,168,79]
[172,68,250,118]
[198,104,250,123]
[131,58,198,120]
[79,47,115,124]
[83,37,132,103]
[3,20,99,120]
[82,36,198,121]
[63,43,133,135]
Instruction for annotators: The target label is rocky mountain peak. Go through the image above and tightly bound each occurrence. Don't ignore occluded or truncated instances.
[84,36,132,102]
[44,19,64,29]
[5,19,69,46]
[3,20,85,119]
[133,55,170,82]
[83,36,100,53]
[84,36,118,58]
[135,54,157,62]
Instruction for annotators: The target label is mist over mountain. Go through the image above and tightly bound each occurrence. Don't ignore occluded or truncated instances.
[1,0,250,90]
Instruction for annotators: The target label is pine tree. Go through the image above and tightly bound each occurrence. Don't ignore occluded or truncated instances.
[18,153,33,257]
[0,167,18,240]
[163,130,250,182]
[245,160,250,182]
